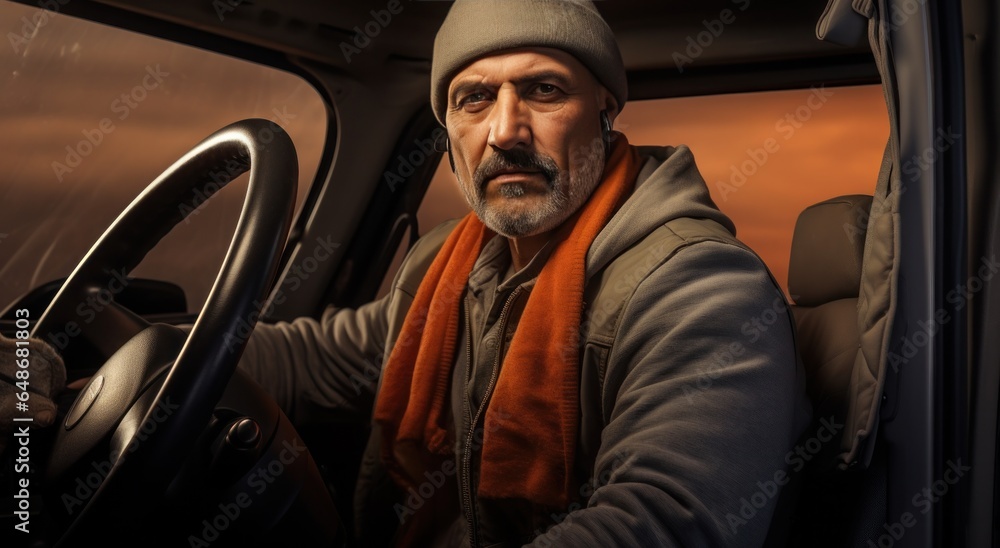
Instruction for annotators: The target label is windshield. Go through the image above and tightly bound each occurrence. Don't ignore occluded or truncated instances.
[0,2,327,313]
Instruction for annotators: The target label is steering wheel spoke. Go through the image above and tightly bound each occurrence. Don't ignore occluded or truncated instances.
[81,296,152,359]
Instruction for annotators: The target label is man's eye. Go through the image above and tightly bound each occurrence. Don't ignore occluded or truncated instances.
[531,84,564,101]
[460,92,489,106]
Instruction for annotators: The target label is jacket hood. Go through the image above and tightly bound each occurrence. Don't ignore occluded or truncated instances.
[587,144,736,276]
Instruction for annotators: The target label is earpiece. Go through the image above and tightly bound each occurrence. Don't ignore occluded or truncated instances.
[434,131,457,173]
[600,110,613,156]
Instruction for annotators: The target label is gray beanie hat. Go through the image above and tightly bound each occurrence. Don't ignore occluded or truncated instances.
[431,0,627,125]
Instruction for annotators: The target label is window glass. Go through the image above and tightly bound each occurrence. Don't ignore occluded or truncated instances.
[0,3,327,313]
[405,85,889,296]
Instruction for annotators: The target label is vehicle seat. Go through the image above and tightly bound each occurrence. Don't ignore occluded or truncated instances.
[780,194,887,546]
[788,194,871,430]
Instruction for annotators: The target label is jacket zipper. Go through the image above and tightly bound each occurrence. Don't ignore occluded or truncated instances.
[461,286,522,548]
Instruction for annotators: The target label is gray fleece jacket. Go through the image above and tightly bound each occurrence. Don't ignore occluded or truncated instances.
[239,144,811,547]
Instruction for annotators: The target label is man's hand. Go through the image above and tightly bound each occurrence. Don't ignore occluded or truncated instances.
[1,332,66,455]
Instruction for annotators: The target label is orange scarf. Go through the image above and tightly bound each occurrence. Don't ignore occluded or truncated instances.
[373,136,640,509]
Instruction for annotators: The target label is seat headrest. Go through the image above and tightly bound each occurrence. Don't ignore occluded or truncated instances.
[788,195,873,307]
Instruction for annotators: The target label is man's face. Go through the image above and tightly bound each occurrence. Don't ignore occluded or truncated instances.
[445,48,616,238]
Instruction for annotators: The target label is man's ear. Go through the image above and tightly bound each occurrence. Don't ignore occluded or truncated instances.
[598,87,620,124]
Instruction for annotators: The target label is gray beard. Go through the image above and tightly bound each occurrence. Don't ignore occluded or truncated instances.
[458,147,606,238]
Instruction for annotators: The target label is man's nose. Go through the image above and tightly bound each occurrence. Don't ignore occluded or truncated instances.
[487,89,531,151]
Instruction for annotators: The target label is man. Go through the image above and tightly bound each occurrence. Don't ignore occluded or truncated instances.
[238,1,809,546]
[3,0,810,545]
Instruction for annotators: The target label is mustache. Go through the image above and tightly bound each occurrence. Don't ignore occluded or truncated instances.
[473,149,560,192]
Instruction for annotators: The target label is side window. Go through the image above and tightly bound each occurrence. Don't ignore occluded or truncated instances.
[374,159,469,299]
[379,85,888,297]
[615,85,888,295]
[0,4,327,313]
[416,160,472,240]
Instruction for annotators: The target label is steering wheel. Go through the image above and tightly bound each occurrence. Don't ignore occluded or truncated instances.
[32,119,297,545]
